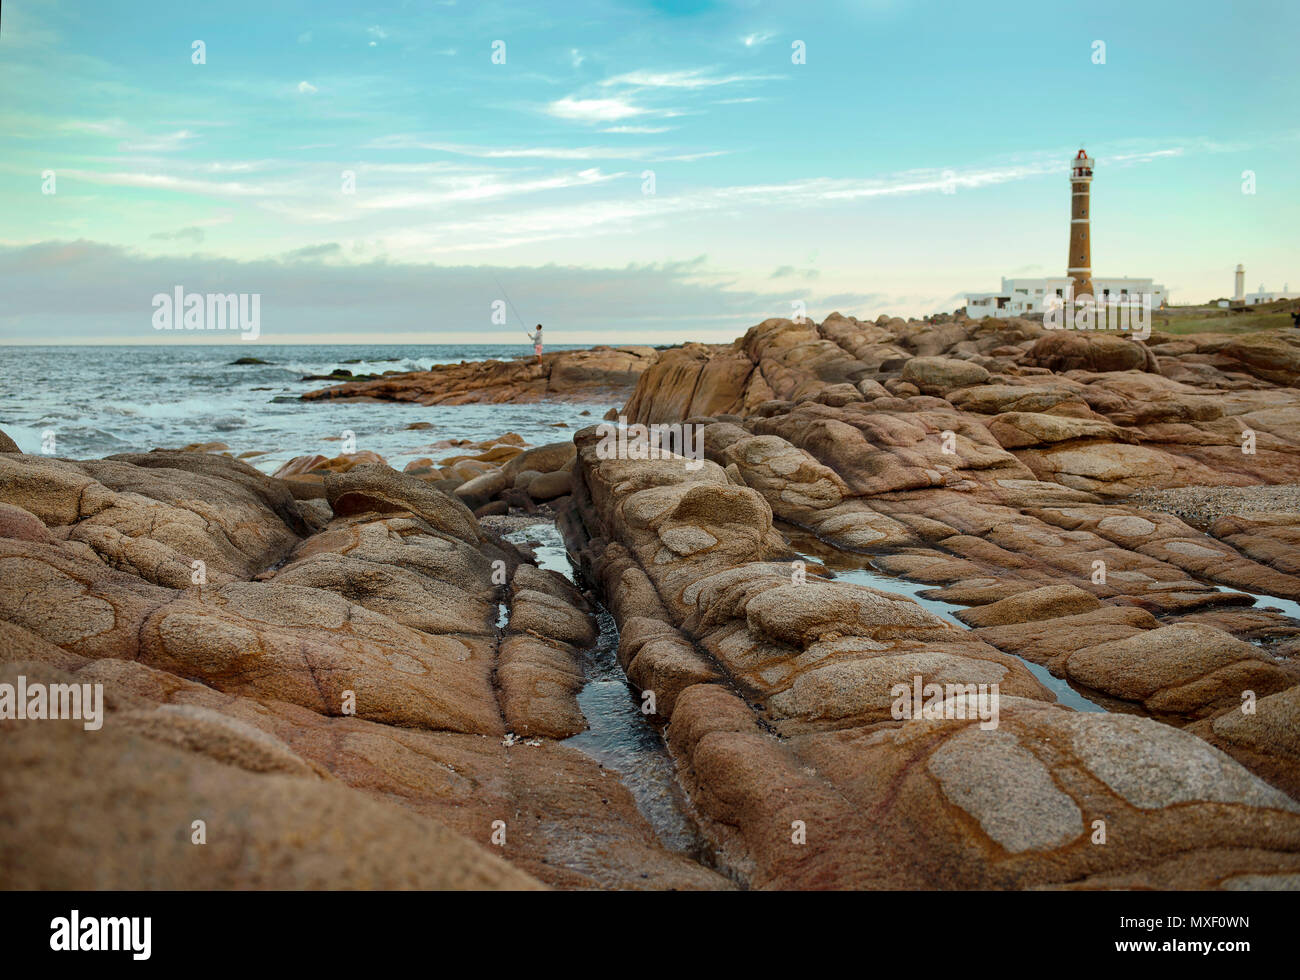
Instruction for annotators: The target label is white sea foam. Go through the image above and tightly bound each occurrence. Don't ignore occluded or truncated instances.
[2,343,608,471]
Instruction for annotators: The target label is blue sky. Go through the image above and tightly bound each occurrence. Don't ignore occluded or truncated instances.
[2,0,1297,344]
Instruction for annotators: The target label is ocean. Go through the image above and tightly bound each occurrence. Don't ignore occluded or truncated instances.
[0,344,610,474]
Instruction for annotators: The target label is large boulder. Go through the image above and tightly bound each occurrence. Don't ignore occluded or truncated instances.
[987,411,1132,449]
[1026,333,1158,373]
[502,441,577,480]
[900,356,990,395]
[1217,333,1300,386]
[324,464,481,542]
[955,584,1104,628]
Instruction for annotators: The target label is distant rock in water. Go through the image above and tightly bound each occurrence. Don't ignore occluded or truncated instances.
[229,356,271,365]
[299,368,384,382]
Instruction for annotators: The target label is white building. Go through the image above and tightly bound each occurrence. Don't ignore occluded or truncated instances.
[1243,283,1299,304]
[966,276,1167,318]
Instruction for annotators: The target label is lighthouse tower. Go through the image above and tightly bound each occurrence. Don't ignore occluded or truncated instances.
[1234,264,1245,302]
[1068,149,1095,301]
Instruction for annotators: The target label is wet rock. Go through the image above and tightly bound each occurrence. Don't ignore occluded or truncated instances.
[453,469,510,509]
[1066,623,1298,720]
[502,441,576,480]
[513,469,543,492]
[955,584,1104,627]
[508,588,597,647]
[975,605,1160,672]
[528,470,572,501]
[497,635,586,738]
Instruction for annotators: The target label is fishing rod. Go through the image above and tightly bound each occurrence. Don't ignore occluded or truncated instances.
[491,272,535,339]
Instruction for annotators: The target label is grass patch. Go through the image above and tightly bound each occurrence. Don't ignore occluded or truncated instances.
[1151,303,1300,336]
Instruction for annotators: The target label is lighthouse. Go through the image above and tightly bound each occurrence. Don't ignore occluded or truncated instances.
[1068,149,1095,301]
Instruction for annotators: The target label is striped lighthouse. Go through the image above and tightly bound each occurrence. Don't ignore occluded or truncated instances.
[1068,149,1095,301]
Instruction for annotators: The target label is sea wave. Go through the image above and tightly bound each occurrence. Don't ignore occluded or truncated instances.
[1,344,609,471]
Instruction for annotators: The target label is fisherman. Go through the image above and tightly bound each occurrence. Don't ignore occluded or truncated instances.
[528,324,543,363]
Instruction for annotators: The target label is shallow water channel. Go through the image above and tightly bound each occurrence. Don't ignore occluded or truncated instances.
[503,521,708,858]
[779,523,1109,713]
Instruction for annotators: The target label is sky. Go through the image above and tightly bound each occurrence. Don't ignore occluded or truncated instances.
[1,0,1297,345]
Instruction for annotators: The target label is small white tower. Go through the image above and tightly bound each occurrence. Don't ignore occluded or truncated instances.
[1234,264,1245,302]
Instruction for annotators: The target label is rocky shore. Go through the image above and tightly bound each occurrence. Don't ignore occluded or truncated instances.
[4,312,1300,890]
[301,345,658,406]
[0,448,721,889]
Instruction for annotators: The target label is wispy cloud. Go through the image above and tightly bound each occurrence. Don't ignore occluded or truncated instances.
[350,167,620,212]
[653,149,732,162]
[546,96,648,122]
[546,65,777,128]
[600,68,774,89]
[56,120,200,154]
[604,125,673,134]
[120,129,200,153]
[1109,148,1183,164]
[363,146,1188,254]
[60,118,129,136]
[56,168,279,198]
[365,135,654,160]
